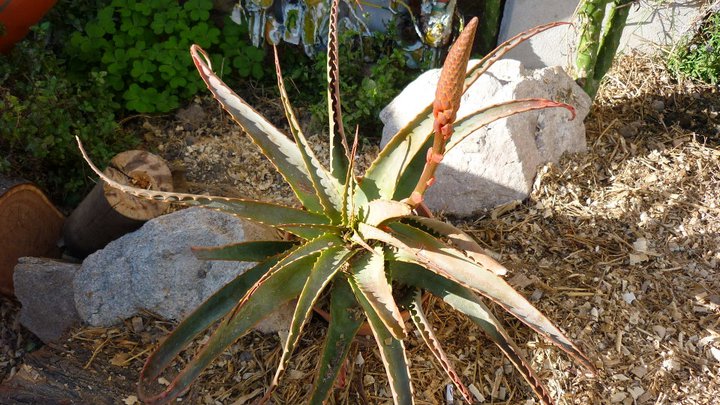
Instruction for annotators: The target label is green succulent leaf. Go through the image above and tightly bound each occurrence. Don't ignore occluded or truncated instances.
[463,22,571,92]
[390,98,576,201]
[140,258,278,390]
[273,46,344,221]
[342,129,362,224]
[309,278,364,405]
[404,290,474,404]
[365,199,412,227]
[191,241,296,262]
[401,216,508,276]
[325,0,351,182]
[190,45,326,214]
[262,245,354,403]
[445,98,576,152]
[349,248,406,340]
[362,222,596,374]
[349,276,415,405]
[77,137,329,239]
[139,253,316,404]
[391,261,555,405]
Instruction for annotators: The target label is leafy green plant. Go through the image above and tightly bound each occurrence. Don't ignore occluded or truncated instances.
[0,23,135,205]
[68,0,264,113]
[79,3,595,403]
[668,11,720,84]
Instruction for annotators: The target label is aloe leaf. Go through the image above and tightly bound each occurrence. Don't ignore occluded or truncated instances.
[363,222,596,374]
[273,46,343,221]
[308,278,365,405]
[77,137,329,239]
[139,253,317,404]
[446,98,576,152]
[391,262,555,405]
[349,248,406,340]
[404,290,474,404]
[326,0,350,181]
[189,45,324,214]
[261,245,354,403]
[348,277,415,405]
[139,258,278,394]
[191,241,296,262]
[140,234,342,404]
[463,22,571,91]
[392,98,576,200]
[401,216,507,276]
[276,223,343,237]
[365,199,412,227]
[341,127,359,225]
[362,22,569,202]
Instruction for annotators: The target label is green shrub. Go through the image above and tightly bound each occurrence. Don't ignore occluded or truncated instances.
[68,0,265,113]
[668,12,720,84]
[0,24,136,205]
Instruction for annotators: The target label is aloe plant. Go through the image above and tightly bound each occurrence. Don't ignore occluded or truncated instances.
[77,2,595,403]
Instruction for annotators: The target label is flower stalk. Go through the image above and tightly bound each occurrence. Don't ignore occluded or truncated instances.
[408,17,478,207]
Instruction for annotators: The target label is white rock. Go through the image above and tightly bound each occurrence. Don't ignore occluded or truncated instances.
[74,207,290,333]
[380,59,590,216]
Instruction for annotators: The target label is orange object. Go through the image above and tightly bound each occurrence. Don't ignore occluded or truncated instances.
[0,0,58,53]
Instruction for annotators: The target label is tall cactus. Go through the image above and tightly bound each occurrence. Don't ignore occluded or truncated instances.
[574,0,633,98]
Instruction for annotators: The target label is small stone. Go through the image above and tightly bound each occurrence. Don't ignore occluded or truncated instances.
[611,392,628,403]
[131,317,144,333]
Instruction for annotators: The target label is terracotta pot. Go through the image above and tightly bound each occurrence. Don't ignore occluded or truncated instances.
[0,0,58,53]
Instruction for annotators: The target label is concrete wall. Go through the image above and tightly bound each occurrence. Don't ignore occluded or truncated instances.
[498,0,711,69]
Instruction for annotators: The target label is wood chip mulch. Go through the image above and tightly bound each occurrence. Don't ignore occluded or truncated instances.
[1,52,719,404]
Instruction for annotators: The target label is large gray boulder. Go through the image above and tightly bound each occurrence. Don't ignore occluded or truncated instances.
[73,207,290,333]
[14,257,81,343]
[380,59,590,216]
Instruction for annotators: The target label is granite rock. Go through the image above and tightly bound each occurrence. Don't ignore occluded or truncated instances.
[73,207,290,333]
